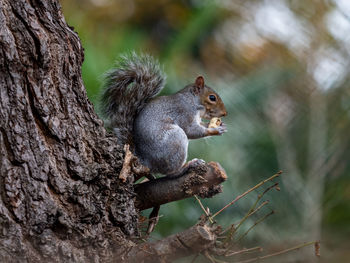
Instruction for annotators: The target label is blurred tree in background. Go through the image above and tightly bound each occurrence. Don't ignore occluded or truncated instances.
[61,0,350,262]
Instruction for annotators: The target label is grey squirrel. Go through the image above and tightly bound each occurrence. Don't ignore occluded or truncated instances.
[101,53,227,177]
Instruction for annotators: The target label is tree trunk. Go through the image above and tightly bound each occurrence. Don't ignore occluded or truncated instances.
[0,0,137,261]
[0,1,225,262]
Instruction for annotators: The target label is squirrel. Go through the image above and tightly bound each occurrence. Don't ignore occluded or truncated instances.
[101,53,227,177]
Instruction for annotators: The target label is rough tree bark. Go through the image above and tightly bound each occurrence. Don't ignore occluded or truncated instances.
[0,1,226,262]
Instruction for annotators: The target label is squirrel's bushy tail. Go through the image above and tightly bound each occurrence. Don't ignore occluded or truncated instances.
[100,53,165,146]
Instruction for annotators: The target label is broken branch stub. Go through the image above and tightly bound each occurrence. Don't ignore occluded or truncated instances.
[134,161,227,211]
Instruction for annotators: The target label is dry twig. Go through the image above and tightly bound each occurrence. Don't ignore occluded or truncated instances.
[212,171,282,218]
[194,195,214,224]
[236,210,275,242]
[225,246,263,257]
[235,241,319,263]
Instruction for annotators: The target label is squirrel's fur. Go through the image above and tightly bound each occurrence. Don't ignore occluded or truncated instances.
[101,53,227,176]
[101,53,165,146]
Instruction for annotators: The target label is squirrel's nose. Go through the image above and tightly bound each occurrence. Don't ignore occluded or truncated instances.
[222,111,227,117]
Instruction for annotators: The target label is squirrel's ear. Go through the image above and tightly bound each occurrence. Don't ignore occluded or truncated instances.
[194,76,205,94]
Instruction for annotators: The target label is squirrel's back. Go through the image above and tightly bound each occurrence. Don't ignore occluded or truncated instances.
[100,53,165,146]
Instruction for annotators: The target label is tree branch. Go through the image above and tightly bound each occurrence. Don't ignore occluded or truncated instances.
[134,161,227,211]
[124,224,218,263]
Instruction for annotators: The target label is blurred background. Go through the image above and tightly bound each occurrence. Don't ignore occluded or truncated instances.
[61,0,350,262]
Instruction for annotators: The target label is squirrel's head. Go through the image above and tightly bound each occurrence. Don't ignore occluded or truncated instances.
[192,76,227,120]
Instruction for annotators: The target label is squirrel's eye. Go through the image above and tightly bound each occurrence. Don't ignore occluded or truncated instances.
[209,95,216,102]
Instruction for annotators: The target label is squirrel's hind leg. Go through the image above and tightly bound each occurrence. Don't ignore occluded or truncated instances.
[147,125,188,175]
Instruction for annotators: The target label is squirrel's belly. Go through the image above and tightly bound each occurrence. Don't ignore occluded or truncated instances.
[134,125,188,175]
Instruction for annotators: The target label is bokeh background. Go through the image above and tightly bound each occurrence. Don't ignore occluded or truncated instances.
[61,0,350,262]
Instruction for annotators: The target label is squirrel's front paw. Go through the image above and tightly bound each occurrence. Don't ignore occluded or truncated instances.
[207,122,227,136]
